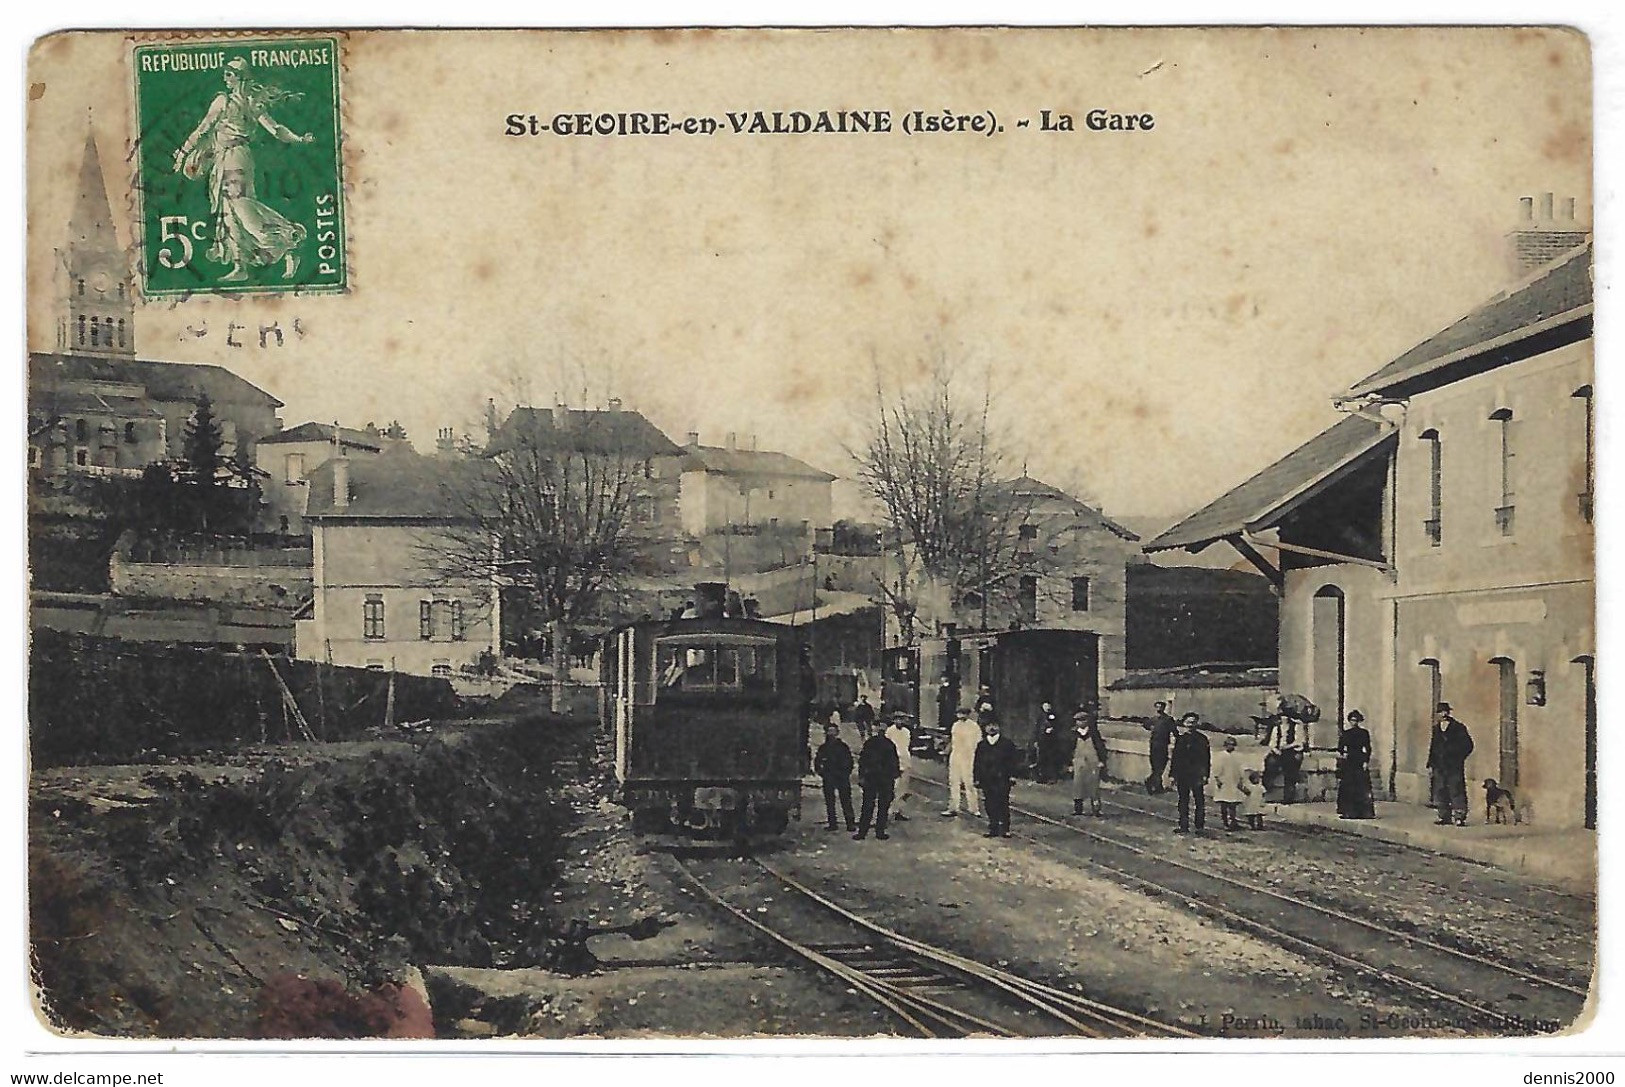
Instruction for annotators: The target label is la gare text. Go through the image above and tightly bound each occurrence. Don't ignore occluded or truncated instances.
[503,109,1155,138]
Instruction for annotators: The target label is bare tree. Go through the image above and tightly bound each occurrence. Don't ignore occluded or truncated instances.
[851,358,1032,639]
[426,406,672,710]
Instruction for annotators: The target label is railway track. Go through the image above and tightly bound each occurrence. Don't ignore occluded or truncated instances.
[672,851,1200,1039]
[911,774,1589,1034]
[1091,792,1597,942]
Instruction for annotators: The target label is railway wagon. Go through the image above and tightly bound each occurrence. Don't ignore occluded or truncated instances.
[602,614,807,838]
[886,628,1101,757]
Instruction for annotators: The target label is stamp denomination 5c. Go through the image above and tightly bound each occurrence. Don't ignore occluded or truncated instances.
[133,37,345,296]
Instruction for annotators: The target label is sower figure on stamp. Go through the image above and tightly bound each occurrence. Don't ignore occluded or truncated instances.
[172,57,315,283]
[1143,701,1176,794]
[1170,712,1211,834]
[1426,702,1474,827]
[853,722,901,841]
[942,708,983,818]
[813,721,855,832]
[974,720,1022,838]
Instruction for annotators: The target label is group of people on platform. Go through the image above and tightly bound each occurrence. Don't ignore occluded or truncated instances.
[814,688,1480,839]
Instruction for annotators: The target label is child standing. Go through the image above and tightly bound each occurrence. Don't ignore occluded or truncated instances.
[1239,767,1267,830]
[1210,735,1248,830]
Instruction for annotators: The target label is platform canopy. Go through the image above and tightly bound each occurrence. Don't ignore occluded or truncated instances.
[1143,413,1395,568]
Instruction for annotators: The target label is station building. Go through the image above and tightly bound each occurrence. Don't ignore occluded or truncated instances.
[1148,240,1593,828]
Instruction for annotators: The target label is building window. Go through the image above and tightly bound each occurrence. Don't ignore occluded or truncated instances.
[28,446,42,469]
[285,452,305,484]
[1574,385,1594,524]
[117,282,125,299]
[76,315,86,345]
[1490,408,1515,536]
[1071,576,1091,611]
[420,600,434,640]
[76,278,84,297]
[117,318,126,347]
[123,422,137,444]
[74,448,88,467]
[1419,428,1442,546]
[105,318,115,345]
[89,318,100,347]
[75,419,88,442]
[363,595,385,640]
[1018,575,1038,624]
[450,600,466,641]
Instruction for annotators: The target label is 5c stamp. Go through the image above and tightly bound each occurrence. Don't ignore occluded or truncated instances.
[133,37,345,296]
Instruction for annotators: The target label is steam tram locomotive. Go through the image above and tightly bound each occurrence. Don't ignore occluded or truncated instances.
[601,586,809,839]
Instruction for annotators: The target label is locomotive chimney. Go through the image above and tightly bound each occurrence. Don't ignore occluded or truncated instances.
[694,581,727,619]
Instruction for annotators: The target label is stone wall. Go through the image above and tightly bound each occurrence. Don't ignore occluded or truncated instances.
[110,535,312,609]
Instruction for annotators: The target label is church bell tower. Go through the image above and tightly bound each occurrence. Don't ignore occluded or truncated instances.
[60,123,135,357]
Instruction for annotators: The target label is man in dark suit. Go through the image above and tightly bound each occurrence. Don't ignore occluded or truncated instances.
[1426,702,1475,827]
[853,723,902,840]
[1170,712,1212,834]
[814,721,856,831]
[1143,701,1177,794]
[974,721,1023,838]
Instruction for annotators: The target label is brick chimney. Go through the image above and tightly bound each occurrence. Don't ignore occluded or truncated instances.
[332,455,350,510]
[1508,192,1589,276]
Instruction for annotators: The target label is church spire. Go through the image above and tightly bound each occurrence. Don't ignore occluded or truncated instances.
[69,120,118,252]
[62,119,135,357]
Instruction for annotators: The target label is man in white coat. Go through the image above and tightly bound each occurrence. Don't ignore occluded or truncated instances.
[885,717,914,822]
[942,708,983,817]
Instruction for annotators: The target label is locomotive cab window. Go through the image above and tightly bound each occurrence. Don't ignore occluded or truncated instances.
[655,636,777,694]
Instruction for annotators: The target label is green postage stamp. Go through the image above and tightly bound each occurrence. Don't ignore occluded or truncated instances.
[132,37,345,296]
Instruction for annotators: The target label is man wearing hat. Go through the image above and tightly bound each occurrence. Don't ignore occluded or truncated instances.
[1070,709,1106,816]
[1425,702,1475,827]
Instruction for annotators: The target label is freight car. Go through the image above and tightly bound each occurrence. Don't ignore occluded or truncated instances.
[602,601,808,839]
[884,628,1101,758]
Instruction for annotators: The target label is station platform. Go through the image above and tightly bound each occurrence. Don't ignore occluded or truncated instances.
[1256,794,1597,894]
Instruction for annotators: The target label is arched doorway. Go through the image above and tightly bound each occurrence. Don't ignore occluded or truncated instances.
[1312,586,1347,732]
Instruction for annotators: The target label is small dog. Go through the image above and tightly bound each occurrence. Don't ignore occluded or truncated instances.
[1483,778,1521,824]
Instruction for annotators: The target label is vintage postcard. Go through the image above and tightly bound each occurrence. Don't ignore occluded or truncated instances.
[23,27,1595,1045]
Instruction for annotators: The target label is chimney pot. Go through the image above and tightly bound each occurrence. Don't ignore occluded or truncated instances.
[686,431,700,446]
[608,397,623,412]
[1565,196,1577,220]
[750,434,758,450]
[726,432,737,450]
[1520,196,1534,222]
[1542,192,1555,220]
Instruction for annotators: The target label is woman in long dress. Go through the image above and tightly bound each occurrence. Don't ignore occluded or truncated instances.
[1336,710,1377,819]
[173,58,314,282]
